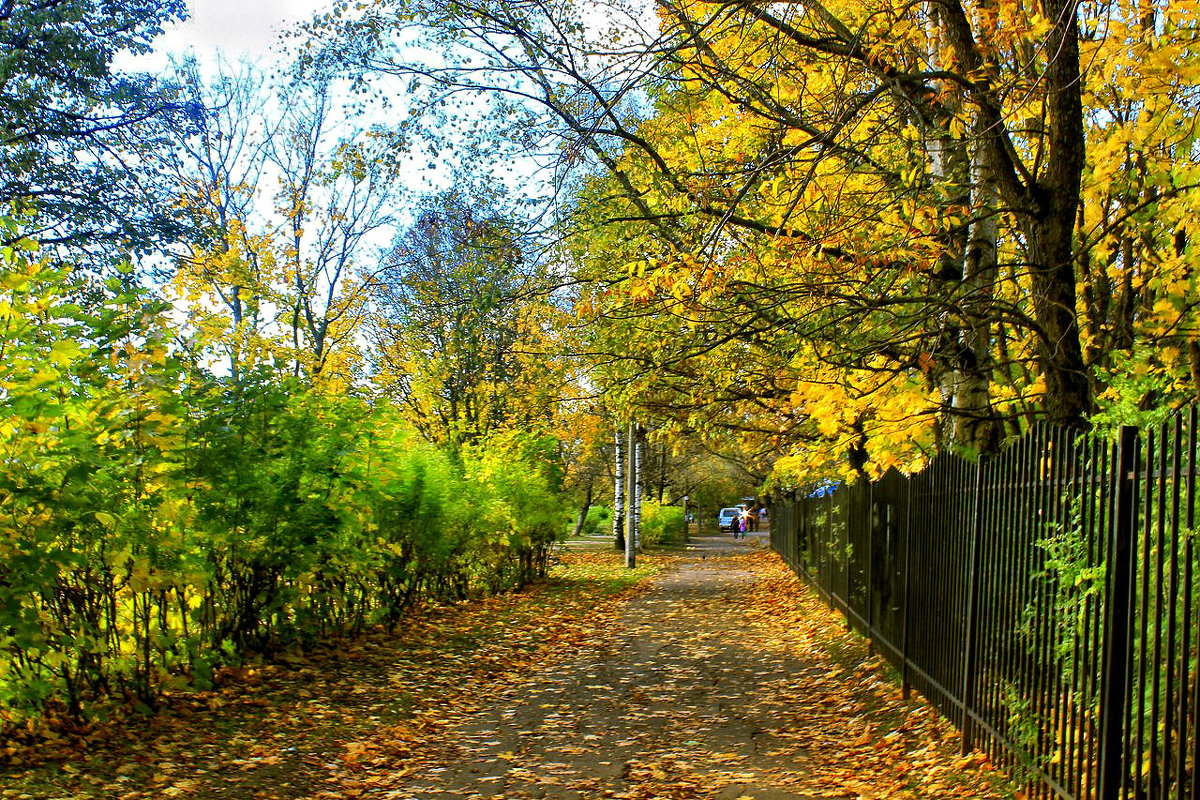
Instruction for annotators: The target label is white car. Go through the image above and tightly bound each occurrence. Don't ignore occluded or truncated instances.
[718,507,741,532]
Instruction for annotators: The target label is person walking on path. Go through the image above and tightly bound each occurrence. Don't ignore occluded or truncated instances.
[737,514,747,539]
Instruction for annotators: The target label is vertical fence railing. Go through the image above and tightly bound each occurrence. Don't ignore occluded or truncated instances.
[770,410,1200,800]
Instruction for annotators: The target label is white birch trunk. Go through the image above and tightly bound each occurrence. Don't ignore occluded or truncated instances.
[634,429,643,551]
[613,426,625,548]
[624,422,637,569]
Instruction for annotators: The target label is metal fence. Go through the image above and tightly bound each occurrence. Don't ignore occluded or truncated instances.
[771,409,1200,800]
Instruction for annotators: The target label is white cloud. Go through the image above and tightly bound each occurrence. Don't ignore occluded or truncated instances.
[118,0,333,71]
[178,0,330,56]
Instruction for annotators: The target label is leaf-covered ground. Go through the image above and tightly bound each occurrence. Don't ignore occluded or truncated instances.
[2,534,1014,799]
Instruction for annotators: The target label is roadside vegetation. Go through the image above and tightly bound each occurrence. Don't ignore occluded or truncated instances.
[0,551,656,798]
[1,0,1197,791]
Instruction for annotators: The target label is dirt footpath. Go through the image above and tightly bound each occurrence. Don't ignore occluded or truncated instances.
[354,535,1012,799]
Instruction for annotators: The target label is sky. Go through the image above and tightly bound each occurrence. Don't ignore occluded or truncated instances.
[122,0,333,69]
[115,0,544,208]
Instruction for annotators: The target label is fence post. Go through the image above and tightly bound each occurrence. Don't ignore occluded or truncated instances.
[961,459,986,755]
[827,490,836,611]
[866,480,874,653]
[902,476,912,700]
[1098,425,1138,800]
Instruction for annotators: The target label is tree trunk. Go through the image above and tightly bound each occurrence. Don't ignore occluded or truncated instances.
[624,422,637,569]
[633,426,644,551]
[1026,0,1090,427]
[952,138,1001,453]
[924,0,1000,452]
[1027,217,1091,427]
[572,484,593,538]
[613,427,625,550]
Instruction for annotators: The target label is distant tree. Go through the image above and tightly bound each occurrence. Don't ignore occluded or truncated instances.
[167,58,277,386]
[371,188,554,446]
[167,59,400,389]
[268,76,400,383]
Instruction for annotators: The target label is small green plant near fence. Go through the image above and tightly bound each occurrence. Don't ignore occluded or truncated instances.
[1001,680,1046,786]
[1035,497,1105,676]
[778,415,1200,800]
[993,501,1108,783]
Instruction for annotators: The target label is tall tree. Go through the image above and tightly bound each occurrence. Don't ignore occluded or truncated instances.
[371,188,557,445]
[167,58,278,386]
[269,78,400,384]
[168,60,400,389]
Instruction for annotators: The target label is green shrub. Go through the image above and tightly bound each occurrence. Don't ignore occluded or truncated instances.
[0,238,577,727]
[462,429,569,592]
[639,502,685,546]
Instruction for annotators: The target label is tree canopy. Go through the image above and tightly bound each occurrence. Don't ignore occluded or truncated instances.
[309,0,1200,480]
[0,0,191,263]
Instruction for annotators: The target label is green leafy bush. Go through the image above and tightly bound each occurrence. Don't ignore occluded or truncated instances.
[0,231,574,728]
[639,502,685,546]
